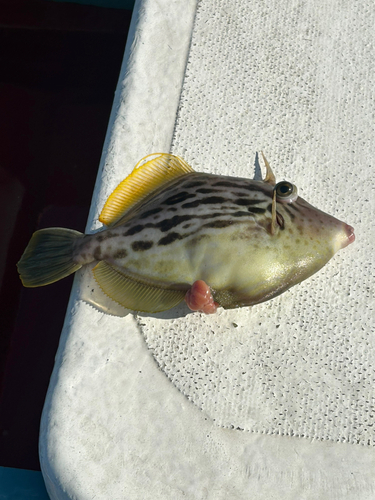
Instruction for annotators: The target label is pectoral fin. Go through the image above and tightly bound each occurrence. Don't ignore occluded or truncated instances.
[92,261,188,313]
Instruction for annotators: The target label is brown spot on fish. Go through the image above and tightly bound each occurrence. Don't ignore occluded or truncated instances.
[164,191,195,206]
[96,231,116,242]
[182,196,226,209]
[93,246,102,260]
[132,240,153,251]
[196,188,217,194]
[232,211,251,217]
[234,198,263,206]
[156,215,192,232]
[183,180,206,188]
[139,207,163,219]
[124,224,145,236]
[113,249,128,259]
[212,181,243,188]
[247,207,267,214]
[203,220,233,229]
[126,212,233,238]
[158,232,184,246]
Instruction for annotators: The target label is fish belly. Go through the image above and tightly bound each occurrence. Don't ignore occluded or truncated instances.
[104,223,272,307]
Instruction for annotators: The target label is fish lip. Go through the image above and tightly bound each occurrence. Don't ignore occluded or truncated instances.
[342,224,355,248]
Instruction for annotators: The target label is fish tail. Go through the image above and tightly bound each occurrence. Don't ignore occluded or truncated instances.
[17,228,84,287]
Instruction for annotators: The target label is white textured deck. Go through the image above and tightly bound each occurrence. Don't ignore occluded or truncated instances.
[40,0,375,498]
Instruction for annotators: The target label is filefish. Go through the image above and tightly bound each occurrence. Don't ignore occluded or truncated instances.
[17,153,355,314]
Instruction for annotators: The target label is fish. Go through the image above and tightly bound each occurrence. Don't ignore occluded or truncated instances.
[17,152,355,313]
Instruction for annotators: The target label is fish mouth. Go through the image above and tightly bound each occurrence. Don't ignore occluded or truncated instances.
[341,224,355,248]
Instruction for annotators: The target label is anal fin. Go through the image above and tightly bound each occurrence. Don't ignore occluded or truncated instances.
[92,261,188,313]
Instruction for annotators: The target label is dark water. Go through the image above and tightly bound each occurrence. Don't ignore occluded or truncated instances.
[0,0,132,470]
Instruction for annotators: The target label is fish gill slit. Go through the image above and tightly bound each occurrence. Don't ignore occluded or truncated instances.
[266,203,285,229]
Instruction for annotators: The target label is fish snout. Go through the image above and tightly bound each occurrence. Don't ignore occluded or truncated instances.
[341,223,355,248]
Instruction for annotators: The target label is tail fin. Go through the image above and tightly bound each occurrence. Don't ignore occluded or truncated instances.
[17,228,84,287]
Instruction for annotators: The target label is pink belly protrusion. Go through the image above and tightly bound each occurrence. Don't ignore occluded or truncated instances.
[185,280,219,314]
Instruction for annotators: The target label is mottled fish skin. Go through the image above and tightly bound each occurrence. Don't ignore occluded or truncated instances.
[17,153,354,312]
[74,171,353,309]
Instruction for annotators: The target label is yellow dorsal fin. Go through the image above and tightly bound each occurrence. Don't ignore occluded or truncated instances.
[99,153,194,227]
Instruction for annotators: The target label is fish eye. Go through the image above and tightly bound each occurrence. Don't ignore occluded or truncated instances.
[274,181,298,203]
